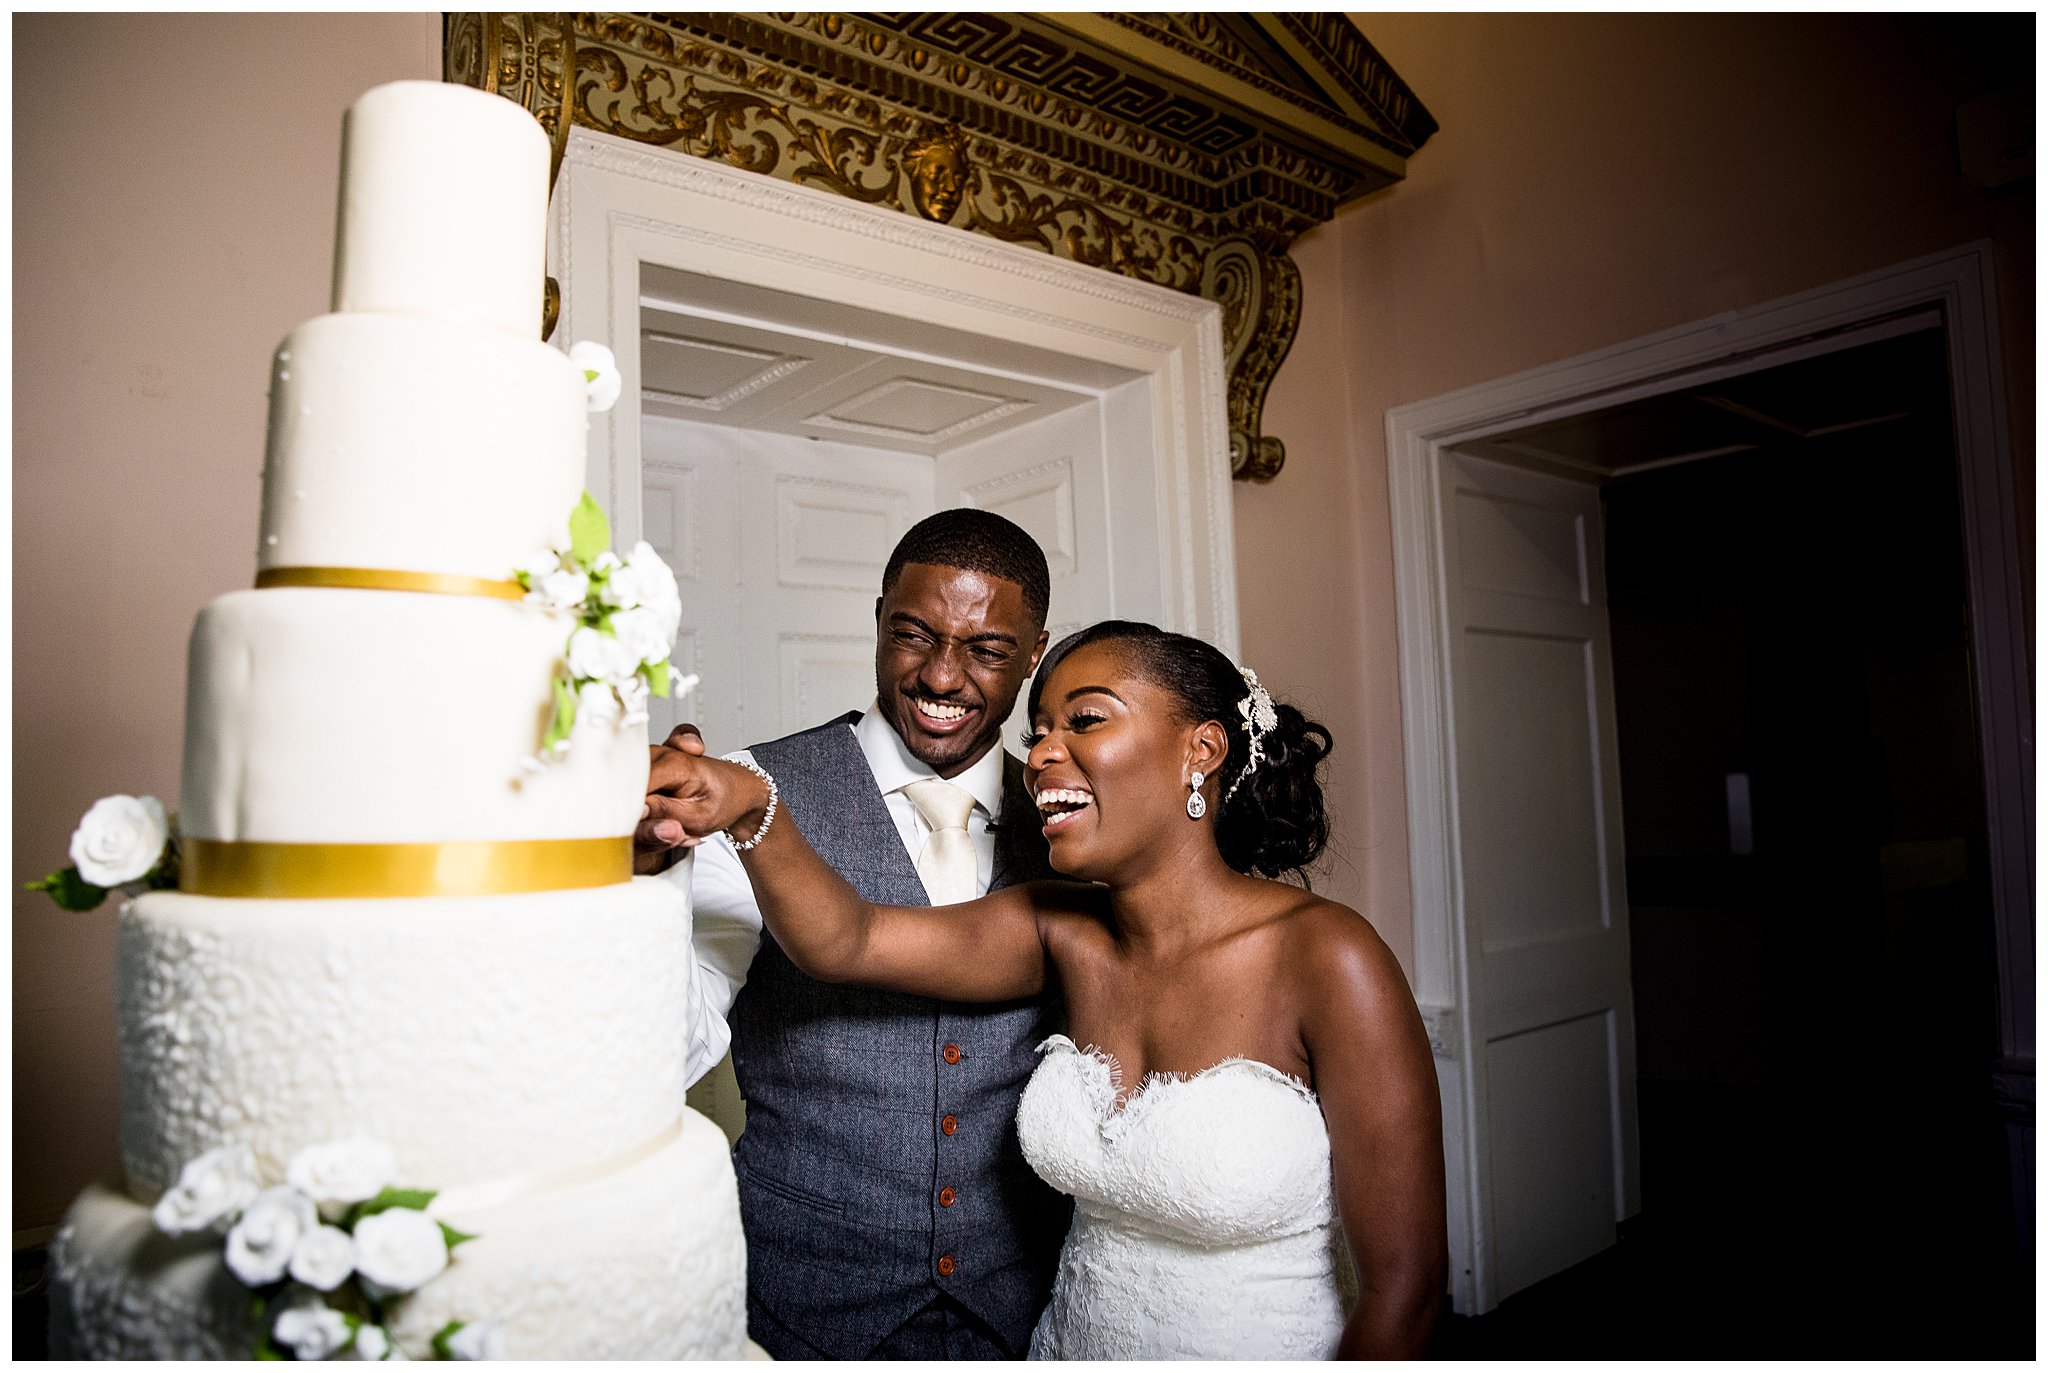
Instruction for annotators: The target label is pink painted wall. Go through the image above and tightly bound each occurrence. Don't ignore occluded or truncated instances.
[1241,11,2031,973]
[14,12,441,1229]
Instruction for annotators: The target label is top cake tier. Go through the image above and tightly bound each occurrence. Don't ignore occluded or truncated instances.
[331,80,549,337]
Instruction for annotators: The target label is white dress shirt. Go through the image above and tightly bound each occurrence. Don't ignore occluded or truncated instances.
[669,703,1010,1085]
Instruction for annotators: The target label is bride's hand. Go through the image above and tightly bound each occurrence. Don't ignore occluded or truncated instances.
[634,724,766,874]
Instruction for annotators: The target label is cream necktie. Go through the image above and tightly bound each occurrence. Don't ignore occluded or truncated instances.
[902,777,980,907]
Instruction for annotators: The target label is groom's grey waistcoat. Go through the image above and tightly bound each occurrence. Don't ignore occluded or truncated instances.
[732,714,1069,1358]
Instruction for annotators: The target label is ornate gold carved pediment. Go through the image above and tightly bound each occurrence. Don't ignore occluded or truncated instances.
[446,12,1434,480]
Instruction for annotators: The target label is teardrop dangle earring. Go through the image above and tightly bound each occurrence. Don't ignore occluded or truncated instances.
[1186,771,1207,820]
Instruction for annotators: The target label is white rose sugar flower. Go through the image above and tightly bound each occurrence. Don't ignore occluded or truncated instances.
[152,1143,258,1236]
[286,1136,398,1208]
[575,680,624,734]
[569,340,622,412]
[609,606,672,669]
[533,566,590,611]
[621,541,683,637]
[514,547,563,584]
[274,1291,355,1360]
[565,626,614,682]
[567,626,644,685]
[447,1320,507,1360]
[351,1207,449,1300]
[226,1187,318,1287]
[70,794,171,887]
[616,674,650,728]
[347,1325,396,1362]
[287,1222,356,1292]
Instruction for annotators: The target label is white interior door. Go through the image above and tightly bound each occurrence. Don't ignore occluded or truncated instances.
[641,415,933,752]
[936,398,1119,755]
[1441,449,1640,1306]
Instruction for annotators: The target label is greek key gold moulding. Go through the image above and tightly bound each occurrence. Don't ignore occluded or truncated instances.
[445,12,1435,482]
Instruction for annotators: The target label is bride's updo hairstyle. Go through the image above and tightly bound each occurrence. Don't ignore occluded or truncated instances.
[1027,621,1333,884]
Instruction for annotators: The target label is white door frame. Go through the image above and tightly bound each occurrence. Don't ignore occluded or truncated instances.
[1387,242,2030,1314]
[549,125,1240,658]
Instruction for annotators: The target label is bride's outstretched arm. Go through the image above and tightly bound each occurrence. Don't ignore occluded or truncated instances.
[1298,904,1448,1360]
[641,724,1057,1003]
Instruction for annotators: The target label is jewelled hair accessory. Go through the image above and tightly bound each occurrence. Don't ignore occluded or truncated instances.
[1225,666,1280,802]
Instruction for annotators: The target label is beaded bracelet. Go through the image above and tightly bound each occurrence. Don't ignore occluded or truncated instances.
[725,757,780,852]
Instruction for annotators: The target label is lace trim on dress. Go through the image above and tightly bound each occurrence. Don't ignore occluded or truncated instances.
[1035,1033,1319,1136]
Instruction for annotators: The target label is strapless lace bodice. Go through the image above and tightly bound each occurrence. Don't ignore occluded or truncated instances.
[1016,1034,1350,1359]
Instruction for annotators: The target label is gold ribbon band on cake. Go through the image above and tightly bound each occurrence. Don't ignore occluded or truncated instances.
[256,566,527,601]
[181,837,631,899]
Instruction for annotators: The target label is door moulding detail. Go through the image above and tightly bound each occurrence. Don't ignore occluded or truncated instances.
[1386,241,2030,1314]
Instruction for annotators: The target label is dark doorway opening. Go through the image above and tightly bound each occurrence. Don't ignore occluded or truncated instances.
[1432,325,2027,1358]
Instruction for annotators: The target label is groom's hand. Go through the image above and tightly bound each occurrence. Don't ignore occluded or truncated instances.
[635,724,711,875]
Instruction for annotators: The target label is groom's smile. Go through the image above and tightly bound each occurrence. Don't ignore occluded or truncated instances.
[874,561,1046,779]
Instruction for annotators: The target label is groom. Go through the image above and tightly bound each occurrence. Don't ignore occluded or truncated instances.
[636,508,1068,1360]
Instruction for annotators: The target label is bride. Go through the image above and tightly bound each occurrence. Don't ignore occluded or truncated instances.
[651,621,1445,1359]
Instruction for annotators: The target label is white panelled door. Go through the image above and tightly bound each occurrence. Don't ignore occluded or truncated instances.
[642,402,1125,759]
[735,430,933,744]
[936,400,1119,755]
[1440,450,1640,1306]
[640,415,934,752]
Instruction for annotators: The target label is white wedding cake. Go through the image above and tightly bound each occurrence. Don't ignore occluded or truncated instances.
[47,80,748,1360]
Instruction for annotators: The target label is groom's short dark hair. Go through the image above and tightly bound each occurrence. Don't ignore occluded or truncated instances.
[882,508,1050,628]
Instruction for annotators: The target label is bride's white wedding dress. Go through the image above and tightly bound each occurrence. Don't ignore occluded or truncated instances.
[1017,1034,1351,1360]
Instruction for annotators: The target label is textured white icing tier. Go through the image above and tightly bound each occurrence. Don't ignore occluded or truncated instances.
[118,880,693,1195]
[260,312,584,581]
[332,81,548,337]
[51,1108,748,1360]
[182,588,645,845]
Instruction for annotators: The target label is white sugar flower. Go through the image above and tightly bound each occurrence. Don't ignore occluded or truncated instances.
[274,1290,354,1360]
[69,794,171,887]
[569,340,622,412]
[566,626,644,685]
[225,1187,318,1287]
[152,1143,257,1236]
[623,541,682,636]
[532,565,590,611]
[447,1320,507,1360]
[616,674,650,728]
[514,547,563,584]
[590,549,623,577]
[346,1325,396,1361]
[286,1136,397,1208]
[609,606,672,669]
[351,1207,449,1300]
[575,680,623,733]
[670,671,701,706]
[286,1223,356,1292]
[601,541,678,620]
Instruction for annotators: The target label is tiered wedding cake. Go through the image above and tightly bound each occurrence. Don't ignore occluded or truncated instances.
[47,81,747,1359]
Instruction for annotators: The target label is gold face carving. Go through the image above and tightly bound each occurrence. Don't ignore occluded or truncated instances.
[903,125,970,224]
[444,12,1436,481]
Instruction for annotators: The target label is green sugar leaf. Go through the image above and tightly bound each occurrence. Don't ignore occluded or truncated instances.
[568,492,610,567]
[345,1186,440,1227]
[542,673,577,751]
[645,660,671,698]
[432,1321,466,1360]
[438,1220,479,1250]
[26,867,109,911]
